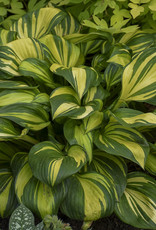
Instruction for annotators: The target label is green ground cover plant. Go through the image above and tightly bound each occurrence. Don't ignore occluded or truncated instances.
[0,1,156,230]
[9,204,72,230]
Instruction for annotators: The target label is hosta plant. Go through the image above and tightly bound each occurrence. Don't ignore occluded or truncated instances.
[0,3,156,230]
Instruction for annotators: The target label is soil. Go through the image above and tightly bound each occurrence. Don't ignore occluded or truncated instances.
[0,213,147,230]
[60,213,146,230]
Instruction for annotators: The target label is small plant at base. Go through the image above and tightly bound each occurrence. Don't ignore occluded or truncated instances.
[42,216,72,230]
[9,204,72,230]
[43,215,72,230]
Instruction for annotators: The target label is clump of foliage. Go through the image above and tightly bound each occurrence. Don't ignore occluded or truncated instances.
[9,204,72,230]
[50,0,156,31]
[0,0,48,29]
[0,1,156,230]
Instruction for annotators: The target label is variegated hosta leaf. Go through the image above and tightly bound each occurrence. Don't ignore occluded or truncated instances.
[0,118,28,140]
[0,142,19,163]
[0,89,40,107]
[33,93,50,108]
[29,141,88,187]
[11,153,65,218]
[11,152,28,176]
[83,150,127,201]
[0,89,50,108]
[50,64,100,99]
[101,39,114,55]
[40,34,80,67]
[51,11,80,36]
[119,48,156,105]
[145,143,156,176]
[64,119,93,162]
[103,63,123,90]
[50,86,80,120]
[107,44,131,67]
[94,122,149,168]
[83,85,108,104]
[50,86,102,120]
[110,108,156,128]
[0,29,16,45]
[91,54,106,72]
[0,103,50,131]
[64,31,113,45]
[60,172,116,221]
[80,40,103,56]
[0,80,37,90]
[83,111,104,133]
[0,70,13,80]
[19,58,58,89]
[10,8,66,39]
[115,172,156,229]
[0,164,18,218]
[0,38,44,76]
[125,31,156,54]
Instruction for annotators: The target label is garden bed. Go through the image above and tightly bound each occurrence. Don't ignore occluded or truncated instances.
[0,1,156,230]
[0,213,144,230]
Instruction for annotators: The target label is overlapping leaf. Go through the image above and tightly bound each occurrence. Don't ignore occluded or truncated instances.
[0,89,39,107]
[107,44,131,67]
[0,103,50,131]
[83,150,127,201]
[0,142,19,163]
[29,141,88,187]
[64,119,93,162]
[50,86,80,120]
[145,143,156,176]
[104,63,123,90]
[91,54,106,72]
[0,38,44,76]
[12,153,65,218]
[110,108,156,128]
[50,86,102,120]
[40,34,80,67]
[51,11,80,36]
[10,8,66,39]
[50,64,100,99]
[94,121,149,168]
[61,172,115,221]
[0,80,37,90]
[19,58,58,89]
[0,29,16,45]
[118,48,156,105]
[125,31,156,54]
[115,172,156,229]
[64,31,113,44]
[83,85,108,104]
[0,164,18,218]
[80,40,103,56]
[83,111,104,133]
[0,118,28,140]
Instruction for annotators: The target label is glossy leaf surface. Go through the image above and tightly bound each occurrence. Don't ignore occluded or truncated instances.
[115,172,156,229]
[94,122,149,168]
